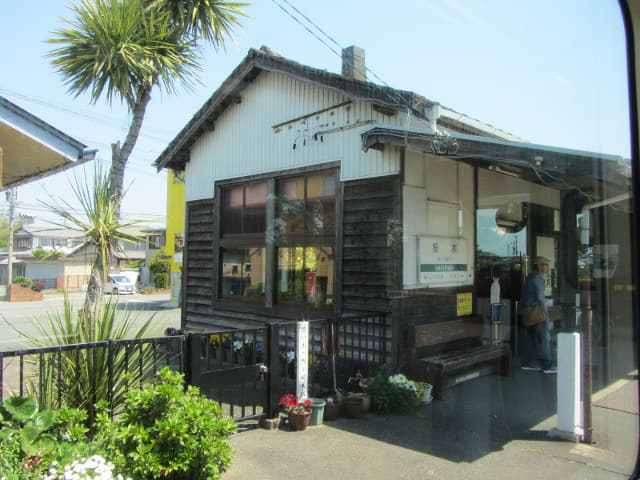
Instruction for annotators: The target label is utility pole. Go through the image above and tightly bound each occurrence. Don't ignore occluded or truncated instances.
[6,188,17,287]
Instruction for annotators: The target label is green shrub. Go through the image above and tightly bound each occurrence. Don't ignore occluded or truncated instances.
[31,247,62,260]
[13,276,33,289]
[367,365,416,415]
[0,397,91,479]
[96,367,236,480]
[153,272,168,289]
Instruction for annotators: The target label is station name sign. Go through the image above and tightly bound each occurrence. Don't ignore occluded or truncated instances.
[419,236,470,285]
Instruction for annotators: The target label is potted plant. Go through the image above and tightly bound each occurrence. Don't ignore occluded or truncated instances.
[341,392,364,418]
[323,396,340,421]
[279,394,312,431]
[413,381,433,406]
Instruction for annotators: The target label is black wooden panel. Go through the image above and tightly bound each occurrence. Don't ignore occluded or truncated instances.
[184,199,216,326]
[341,175,399,315]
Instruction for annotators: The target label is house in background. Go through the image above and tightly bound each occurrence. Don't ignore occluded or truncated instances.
[1,222,167,290]
[153,46,630,384]
[165,170,185,302]
[0,224,91,289]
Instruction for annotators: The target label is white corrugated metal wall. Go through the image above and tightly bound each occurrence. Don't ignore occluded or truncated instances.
[185,72,424,201]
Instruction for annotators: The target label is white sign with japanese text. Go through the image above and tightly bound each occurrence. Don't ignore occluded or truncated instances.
[419,236,470,285]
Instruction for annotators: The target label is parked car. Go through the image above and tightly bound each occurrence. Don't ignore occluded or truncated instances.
[104,274,136,295]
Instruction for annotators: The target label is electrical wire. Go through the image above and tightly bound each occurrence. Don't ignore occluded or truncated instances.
[270,0,412,107]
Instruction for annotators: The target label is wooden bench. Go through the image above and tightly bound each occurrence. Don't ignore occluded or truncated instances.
[405,316,511,400]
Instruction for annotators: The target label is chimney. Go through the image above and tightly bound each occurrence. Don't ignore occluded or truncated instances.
[342,45,366,81]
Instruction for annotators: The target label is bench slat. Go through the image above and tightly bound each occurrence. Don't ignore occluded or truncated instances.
[419,345,509,372]
[406,316,512,401]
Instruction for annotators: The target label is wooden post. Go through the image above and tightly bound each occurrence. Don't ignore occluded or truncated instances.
[185,333,201,388]
[266,324,280,418]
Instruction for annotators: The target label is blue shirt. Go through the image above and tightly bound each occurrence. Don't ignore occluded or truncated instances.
[521,269,549,319]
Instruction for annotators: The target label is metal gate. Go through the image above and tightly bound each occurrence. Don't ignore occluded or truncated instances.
[186,326,278,420]
[185,314,391,421]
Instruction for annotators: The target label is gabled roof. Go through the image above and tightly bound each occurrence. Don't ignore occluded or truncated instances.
[15,224,85,239]
[0,96,97,191]
[154,47,521,172]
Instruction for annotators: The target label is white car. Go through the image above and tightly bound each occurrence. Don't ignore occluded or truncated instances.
[104,274,136,295]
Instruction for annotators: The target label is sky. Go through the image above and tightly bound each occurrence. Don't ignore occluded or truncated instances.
[0,0,631,226]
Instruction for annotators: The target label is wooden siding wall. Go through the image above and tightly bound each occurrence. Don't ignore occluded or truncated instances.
[182,199,216,327]
[342,175,400,314]
[185,72,413,202]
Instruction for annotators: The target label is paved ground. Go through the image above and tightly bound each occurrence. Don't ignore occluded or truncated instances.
[223,370,639,480]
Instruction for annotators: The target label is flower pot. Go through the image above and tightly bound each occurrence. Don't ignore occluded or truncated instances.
[323,403,340,421]
[309,398,326,426]
[353,393,370,412]
[342,397,363,419]
[422,384,433,404]
[287,411,311,431]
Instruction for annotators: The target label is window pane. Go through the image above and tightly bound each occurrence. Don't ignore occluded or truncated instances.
[277,246,334,305]
[277,177,304,234]
[306,173,335,235]
[220,247,265,298]
[222,186,243,235]
[244,182,267,234]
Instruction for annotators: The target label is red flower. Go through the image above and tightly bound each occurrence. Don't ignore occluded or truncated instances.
[279,393,312,413]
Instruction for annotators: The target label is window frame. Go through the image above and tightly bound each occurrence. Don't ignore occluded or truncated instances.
[215,164,338,309]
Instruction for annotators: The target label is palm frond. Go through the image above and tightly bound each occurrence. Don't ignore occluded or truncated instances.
[48,0,201,109]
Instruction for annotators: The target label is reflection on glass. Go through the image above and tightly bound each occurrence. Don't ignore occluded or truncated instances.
[277,177,305,233]
[220,247,265,298]
[277,246,334,305]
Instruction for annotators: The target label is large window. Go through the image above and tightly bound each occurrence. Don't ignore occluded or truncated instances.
[218,171,335,306]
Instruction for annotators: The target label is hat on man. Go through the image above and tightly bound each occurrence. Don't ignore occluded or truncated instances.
[535,256,551,265]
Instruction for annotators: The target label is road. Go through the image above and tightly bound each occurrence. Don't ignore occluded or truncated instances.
[0,292,181,352]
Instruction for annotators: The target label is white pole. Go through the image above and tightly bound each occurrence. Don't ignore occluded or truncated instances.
[296,321,309,401]
[551,332,582,441]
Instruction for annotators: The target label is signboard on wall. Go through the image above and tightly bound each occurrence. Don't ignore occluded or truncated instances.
[419,236,470,285]
[457,293,473,316]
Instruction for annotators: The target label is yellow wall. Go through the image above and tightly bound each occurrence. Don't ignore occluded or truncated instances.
[165,170,185,274]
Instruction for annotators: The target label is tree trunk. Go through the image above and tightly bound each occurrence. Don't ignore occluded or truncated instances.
[82,246,107,323]
[109,86,152,216]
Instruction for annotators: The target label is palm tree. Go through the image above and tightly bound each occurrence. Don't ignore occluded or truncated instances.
[47,0,248,209]
[46,167,142,319]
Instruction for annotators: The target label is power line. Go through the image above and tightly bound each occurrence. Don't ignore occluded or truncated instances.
[270,0,411,106]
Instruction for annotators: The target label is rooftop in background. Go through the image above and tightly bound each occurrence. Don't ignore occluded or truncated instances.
[0,95,97,191]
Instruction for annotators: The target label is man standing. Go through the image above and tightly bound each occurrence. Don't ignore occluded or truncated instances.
[520,256,556,373]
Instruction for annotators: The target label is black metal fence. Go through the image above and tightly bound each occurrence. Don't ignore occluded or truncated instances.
[0,313,391,421]
[186,313,392,420]
[0,336,185,413]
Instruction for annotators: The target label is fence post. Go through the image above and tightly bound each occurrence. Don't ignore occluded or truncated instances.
[185,333,201,389]
[265,323,280,418]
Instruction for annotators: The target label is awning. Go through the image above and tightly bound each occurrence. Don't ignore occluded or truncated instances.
[0,96,97,191]
[361,124,630,197]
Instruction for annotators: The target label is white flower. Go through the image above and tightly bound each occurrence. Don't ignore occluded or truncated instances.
[42,455,127,480]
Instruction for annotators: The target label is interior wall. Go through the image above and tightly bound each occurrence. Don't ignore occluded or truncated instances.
[402,150,475,287]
